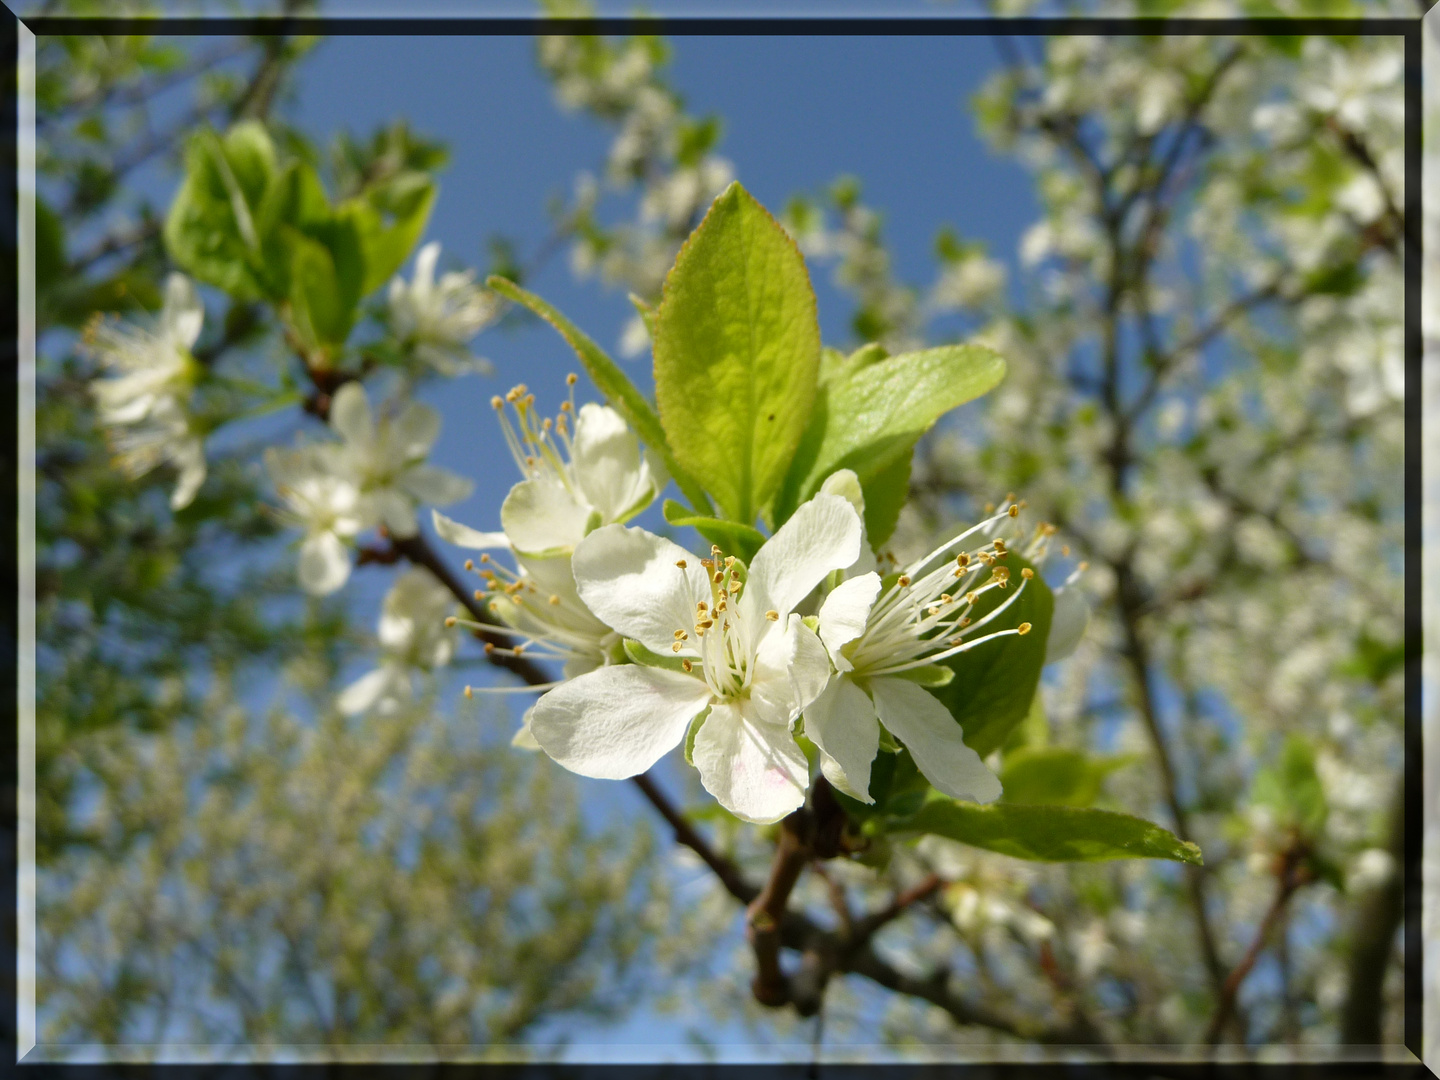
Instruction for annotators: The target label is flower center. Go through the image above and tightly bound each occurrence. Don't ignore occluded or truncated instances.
[672,546,756,701]
[491,377,582,495]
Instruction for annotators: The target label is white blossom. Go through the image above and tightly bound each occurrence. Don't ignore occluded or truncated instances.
[328,381,473,539]
[529,493,862,823]
[86,272,208,509]
[338,568,458,716]
[387,241,497,377]
[264,443,367,596]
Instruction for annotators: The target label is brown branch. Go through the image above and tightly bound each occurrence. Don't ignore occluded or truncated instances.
[1205,841,1312,1044]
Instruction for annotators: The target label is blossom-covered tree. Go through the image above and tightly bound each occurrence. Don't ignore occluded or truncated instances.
[32,4,1409,1059]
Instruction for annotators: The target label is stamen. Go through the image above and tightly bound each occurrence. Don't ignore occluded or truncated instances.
[1021,567,1034,579]
[464,685,474,699]
[676,559,687,569]
[672,642,683,652]
[1017,622,1032,635]
[682,659,693,672]
[898,575,911,587]
[548,595,561,605]
[566,373,578,386]
[1008,505,1019,518]
[464,559,474,571]
[674,630,687,639]
[445,617,457,627]
[765,610,779,621]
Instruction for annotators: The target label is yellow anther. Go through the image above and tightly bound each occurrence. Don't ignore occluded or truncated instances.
[715,599,727,613]
[957,553,970,567]
[566,373,578,386]
[713,571,725,584]
[959,616,971,627]
[1008,505,1020,518]
[898,575,911,587]
[480,553,491,563]
[940,594,953,603]
[724,556,736,566]
[676,559,688,569]
[993,538,1007,552]
[464,685,474,699]
[1005,491,1015,502]
[672,642,683,652]
[1021,567,1034,580]
[513,643,525,654]
[473,590,485,601]
[711,545,722,555]
[491,395,504,410]
[765,610,779,621]
[698,619,714,630]
[542,417,552,430]
[682,659,694,672]
[927,606,941,616]
[984,502,996,513]
[484,642,496,654]
[548,595,561,605]
[674,630,688,639]
[560,401,573,412]
[950,636,964,646]
[1078,561,1089,572]
[1061,545,1071,557]
[1017,622,1032,635]
[967,592,978,605]
[445,616,457,627]
[464,559,475,571]
[993,566,1011,584]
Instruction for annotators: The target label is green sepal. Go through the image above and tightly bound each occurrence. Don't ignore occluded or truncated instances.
[683,706,712,766]
[662,499,766,561]
[890,665,954,688]
[623,637,692,674]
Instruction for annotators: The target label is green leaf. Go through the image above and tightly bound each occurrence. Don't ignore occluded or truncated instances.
[487,276,712,514]
[653,181,820,525]
[347,171,437,296]
[901,800,1203,865]
[1251,733,1327,836]
[283,230,349,349]
[773,343,1006,528]
[661,499,766,561]
[860,450,912,549]
[999,747,1131,808]
[629,293,657,340]
[931,553,1053,759]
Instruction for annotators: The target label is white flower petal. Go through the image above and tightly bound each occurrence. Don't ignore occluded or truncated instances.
[413,240,440,292]
[392,400,441,460]
[329,382,374,446]
[431,509,511,550]
[512,705,543,751]
[693,701,809,824]
[804,676,880,804]
[1046,586,1090,664]
[750,614,832,728]
[168,443,206,510]
[337,667,397,716]
[869,676,1001,804]
[374,489,419,538]
[402,464,473,507]
[572,524,710,655]
[530,665,711,779]
[820,469,878,576]
[162,272,204,350]
[299,530,352,595]
[816,572,881,670]
[501,478,592,555]
[570,403,647,523]
[743,493,861,623]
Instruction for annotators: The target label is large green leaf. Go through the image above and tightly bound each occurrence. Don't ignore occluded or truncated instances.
[165,134,268,300]
[772,344,1006,528]
[998,747,1131,808]
[652,182,819,525]
[931,553,1053,759]
[902,799,1202,865]
[487,277,711,514]
[859,450,912,549]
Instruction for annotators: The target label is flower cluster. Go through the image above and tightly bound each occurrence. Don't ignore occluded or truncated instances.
[437,384,1088,823]
[338,568,460,716]
[265,381,472,595]
[85,273,209,510]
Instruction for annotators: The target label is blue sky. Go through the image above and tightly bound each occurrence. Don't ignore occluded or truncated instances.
[285,32,1039,1054]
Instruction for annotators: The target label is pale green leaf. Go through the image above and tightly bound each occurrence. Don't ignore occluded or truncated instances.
[901,800,1202,864]
[653,181,820,525]
[773,343,1006,527]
